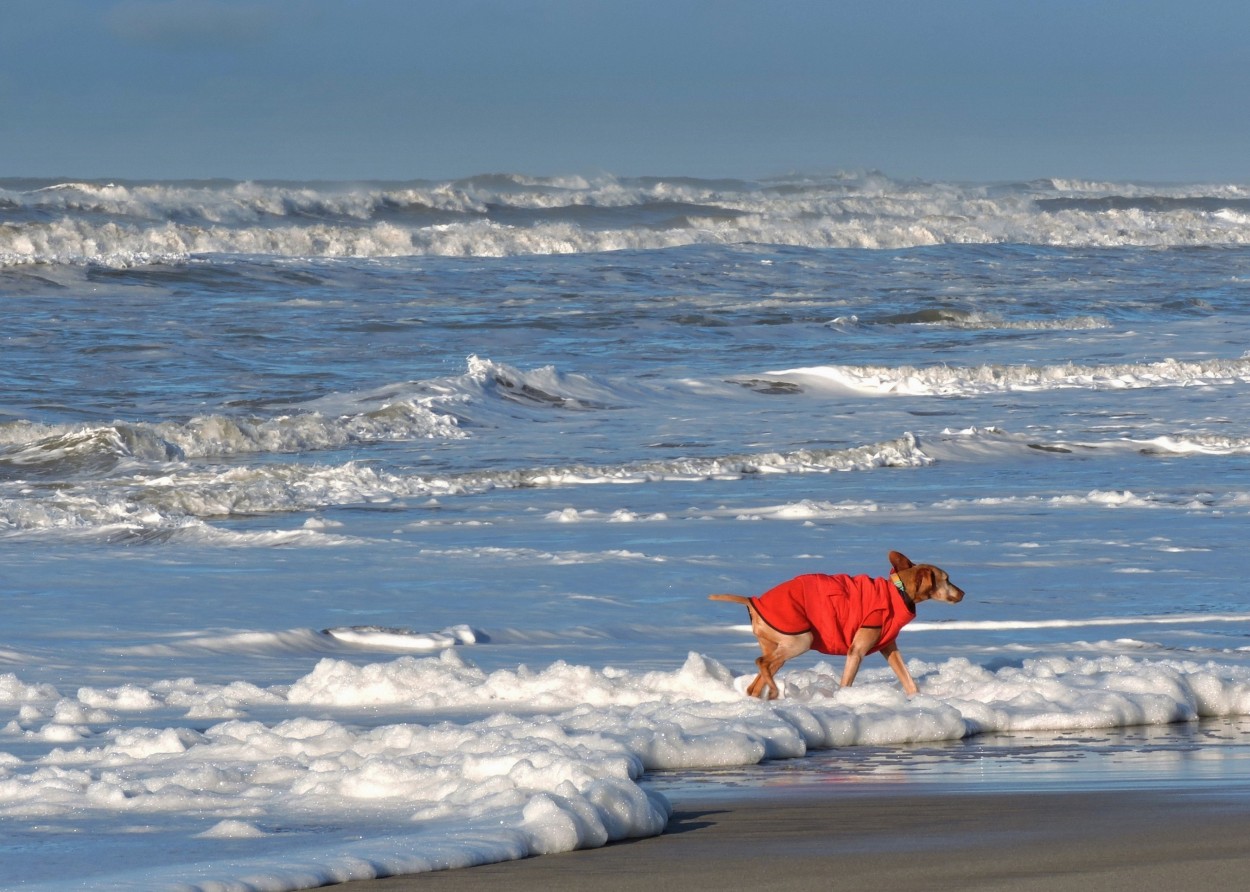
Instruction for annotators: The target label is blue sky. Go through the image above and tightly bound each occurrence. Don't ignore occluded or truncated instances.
[2,0,1247,182]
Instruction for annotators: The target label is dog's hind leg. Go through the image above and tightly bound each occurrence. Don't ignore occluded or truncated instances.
[751,655,782,699]
[748,633,812,699]
[748,645,781,699]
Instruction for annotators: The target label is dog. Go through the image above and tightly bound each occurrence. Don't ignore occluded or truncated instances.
[709,551,964,698]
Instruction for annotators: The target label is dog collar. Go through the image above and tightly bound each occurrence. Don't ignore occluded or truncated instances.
[891,572,916,613]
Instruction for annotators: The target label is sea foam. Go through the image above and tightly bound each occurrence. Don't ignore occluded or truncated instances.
[5,649,1250,889]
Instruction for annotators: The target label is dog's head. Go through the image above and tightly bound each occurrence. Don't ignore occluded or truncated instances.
[889,550,965,604]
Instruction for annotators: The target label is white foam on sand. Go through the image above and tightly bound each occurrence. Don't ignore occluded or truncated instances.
[5,648,1250,889]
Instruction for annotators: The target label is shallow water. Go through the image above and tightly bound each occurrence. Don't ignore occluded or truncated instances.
[647,717,1250,799]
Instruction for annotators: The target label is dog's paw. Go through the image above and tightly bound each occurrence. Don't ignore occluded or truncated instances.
[732,674,788,698]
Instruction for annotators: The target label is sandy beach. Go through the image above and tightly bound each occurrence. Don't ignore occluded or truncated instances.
[340,785,1250,892]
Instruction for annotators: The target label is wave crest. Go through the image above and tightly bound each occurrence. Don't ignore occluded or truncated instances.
[764,356,1250,397]
[5,173,1250,265]
[0,432,929,539]
[0,398,465,477]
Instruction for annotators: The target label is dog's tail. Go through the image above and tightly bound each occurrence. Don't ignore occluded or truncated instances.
[708,594,752,605]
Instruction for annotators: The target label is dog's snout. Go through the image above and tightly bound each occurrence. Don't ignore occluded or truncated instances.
[939,576,965,603]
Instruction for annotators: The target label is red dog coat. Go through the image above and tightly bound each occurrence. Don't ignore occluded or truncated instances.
[750,573,915,656]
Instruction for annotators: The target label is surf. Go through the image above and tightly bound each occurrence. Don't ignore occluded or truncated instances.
[5,173,1250,267]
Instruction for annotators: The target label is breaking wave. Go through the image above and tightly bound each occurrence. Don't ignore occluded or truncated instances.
[0,433,930,540]
[0,399,466,477]
[4,172,1250,266]
[762,356,1250,397]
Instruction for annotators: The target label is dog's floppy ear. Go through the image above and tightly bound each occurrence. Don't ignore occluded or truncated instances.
[888,551,913,572]
[911,566,935,597]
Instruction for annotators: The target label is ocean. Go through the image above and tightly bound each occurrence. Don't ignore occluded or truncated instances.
[4,172,1250,888]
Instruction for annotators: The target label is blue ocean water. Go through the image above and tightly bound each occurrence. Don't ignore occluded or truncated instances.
[4,173,1250,888]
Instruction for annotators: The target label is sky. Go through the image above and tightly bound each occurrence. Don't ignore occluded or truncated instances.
[1,0,1248,183]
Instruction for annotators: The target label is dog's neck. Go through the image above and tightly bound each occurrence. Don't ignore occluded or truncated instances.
[890,572,917,613]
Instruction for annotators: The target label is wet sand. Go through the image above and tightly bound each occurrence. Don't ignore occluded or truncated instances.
[338,786,1250,891]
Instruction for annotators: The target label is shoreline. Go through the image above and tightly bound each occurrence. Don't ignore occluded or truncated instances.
[340,784,1250,891]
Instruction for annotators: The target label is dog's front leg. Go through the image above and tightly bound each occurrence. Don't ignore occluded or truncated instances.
[840,626,882,689]
[880,641,919,696]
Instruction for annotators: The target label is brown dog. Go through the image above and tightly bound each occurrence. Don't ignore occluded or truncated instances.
[709,551,964,698]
